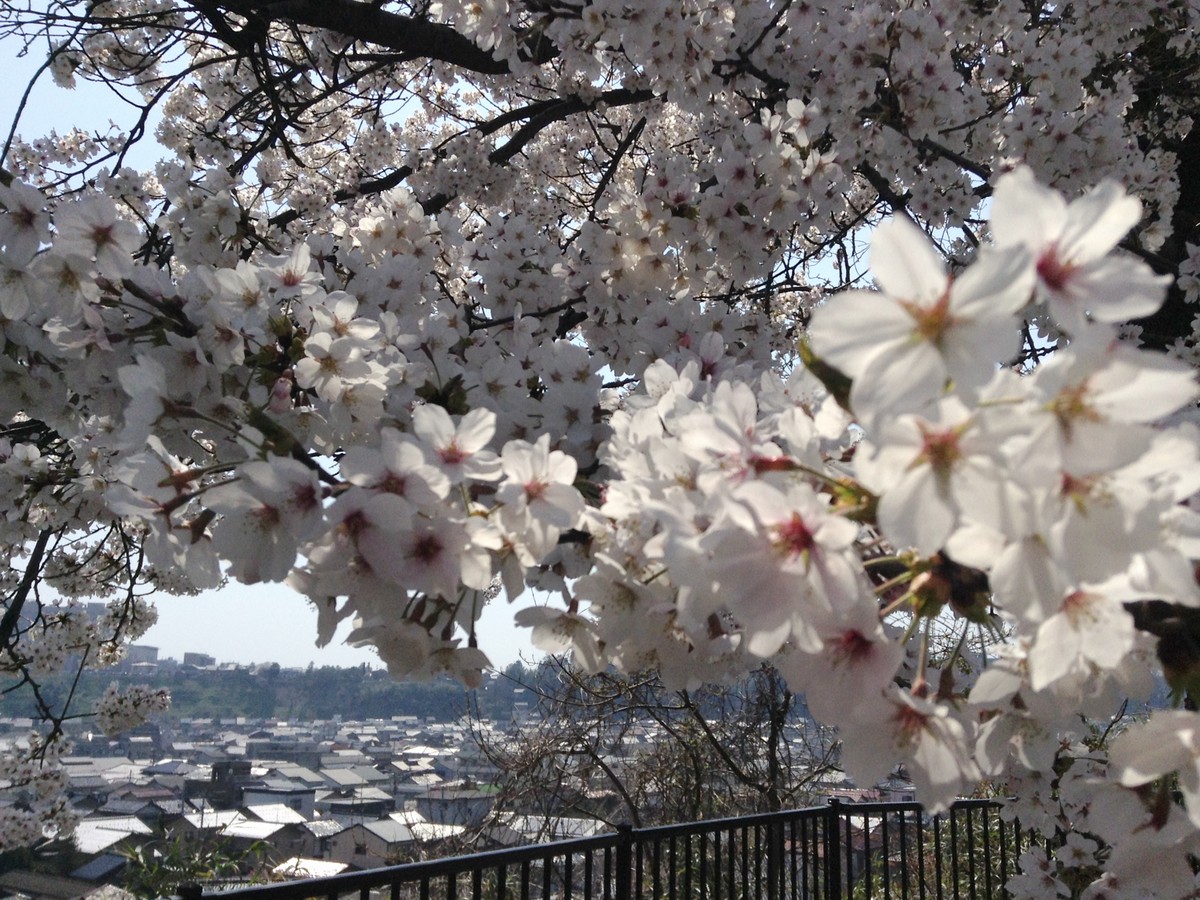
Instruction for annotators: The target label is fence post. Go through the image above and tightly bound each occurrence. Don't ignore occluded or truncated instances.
[176,885,203,900]
[826,799,842,900]
[766,817,783,900]
[615,823,633,900]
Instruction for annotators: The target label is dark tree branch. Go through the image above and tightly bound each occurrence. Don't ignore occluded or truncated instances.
[0,529,55,650]
[266,87,655,231]
[214,0,556,74]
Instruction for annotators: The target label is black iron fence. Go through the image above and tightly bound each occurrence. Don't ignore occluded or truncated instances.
[182,799,1028,900]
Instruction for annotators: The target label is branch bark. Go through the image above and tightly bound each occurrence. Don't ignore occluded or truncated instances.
[215,0,556,74]
[0,529,54,650]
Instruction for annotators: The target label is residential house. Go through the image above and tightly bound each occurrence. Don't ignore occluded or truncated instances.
[299,819,346,861]
[414,784,495,828]
[71,815,155,857]
[271,858,348,880]
[328,820,417,869]
[242,779,317,819]
[316,787,394,823]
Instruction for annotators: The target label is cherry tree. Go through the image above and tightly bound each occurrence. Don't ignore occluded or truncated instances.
[2,0,1200,893]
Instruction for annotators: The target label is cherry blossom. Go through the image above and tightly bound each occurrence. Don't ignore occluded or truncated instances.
[990,168,1170,334]
[809,217,1034,422]
[413,405,503,484]
[496,434,584,557]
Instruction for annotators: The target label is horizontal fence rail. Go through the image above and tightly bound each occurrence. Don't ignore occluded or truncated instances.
[182,800,1030,900]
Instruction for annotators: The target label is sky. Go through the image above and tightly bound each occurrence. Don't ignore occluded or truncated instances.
[150,584,537,670]
[2,36,538,673]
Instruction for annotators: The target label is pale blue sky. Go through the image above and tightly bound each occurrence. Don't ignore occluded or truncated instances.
[2,44,536,672]
[151,585,534,670]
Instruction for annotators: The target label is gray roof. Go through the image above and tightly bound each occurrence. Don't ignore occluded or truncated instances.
[267,765,324,785]
[363,819,414,845]
[320,768,367,788]
[244,803,307,825]
[246,778,312,794]
[302,819,345,838]
[72,817,153,855]
[70,853,127,882]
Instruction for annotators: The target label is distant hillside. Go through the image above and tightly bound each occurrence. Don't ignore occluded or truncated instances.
[0,661,537,724]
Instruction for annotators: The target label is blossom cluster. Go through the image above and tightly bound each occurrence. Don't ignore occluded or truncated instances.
[0,732,75,852]
[93,682,171,735]
[3,155,1197,891]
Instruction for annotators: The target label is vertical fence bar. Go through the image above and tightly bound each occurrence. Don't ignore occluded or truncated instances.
[786,818,796,900]
[753,823,763,900]
[915,809,926,900]
[771,820,782,900]
[997,814,1009,889]
[933,814,944,900]
[966,806,977,900]
[615,824,632,900]
[981,805,993,900]
[669,834,677,900]
[827,799,843,900]
[714,828,722,900]
[882,810,891,900]
[949,809,960,900]
[636,836,645,900]
[803,814,813,900]
[863,812,873,900]
[652,837,661,900]
[724,825,734,900]
[740,825,749,900]
[682,833,692,900]
[844,807,854,896]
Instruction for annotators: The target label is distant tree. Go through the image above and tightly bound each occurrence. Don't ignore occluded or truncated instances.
[120,836,273,899]
[473,658,837,829]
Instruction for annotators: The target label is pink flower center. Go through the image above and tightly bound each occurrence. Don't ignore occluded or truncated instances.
[775,513,815,557]
[834,629,872,663]
[1059,472,1096,501]
[1061,589,1095,626]
[439,442,467,465]
[904,288,953,345]
[1050,381,1100,437]
[894,702,930,743]
[410,533,444,564]
[380,473,409,496]
[751,455,799,475]
[919,426,961,478]
[525,479,547,502]
[1036,247,1075,293]
[342,509,367,538]
[90,223,116,249]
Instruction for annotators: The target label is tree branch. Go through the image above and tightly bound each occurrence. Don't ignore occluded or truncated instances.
[0,529,55,650]
[216,0,555,74]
